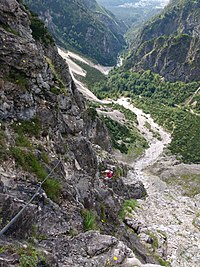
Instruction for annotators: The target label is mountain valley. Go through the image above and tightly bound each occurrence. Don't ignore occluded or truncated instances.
[23,0,126,66]
[0,0,200,266]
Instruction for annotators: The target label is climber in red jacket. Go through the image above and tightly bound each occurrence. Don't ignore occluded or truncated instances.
[104,169,114,179]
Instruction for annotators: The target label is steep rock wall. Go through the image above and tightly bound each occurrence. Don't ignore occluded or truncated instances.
[125,0,200,82]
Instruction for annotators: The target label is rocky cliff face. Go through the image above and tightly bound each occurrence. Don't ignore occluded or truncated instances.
[0,1,162,266]
[125,0,200,82]
[23,0,126,66]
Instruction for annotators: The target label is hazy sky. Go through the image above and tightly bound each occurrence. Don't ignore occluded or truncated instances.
[118,0,170,9]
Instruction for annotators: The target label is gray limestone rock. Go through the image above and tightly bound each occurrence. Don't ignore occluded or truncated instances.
[193,215,200,230]
[0,193,37,238]
[39,231,152,267]
[69,137,98,176]
[82,110,112,152]
[110,178,146,200]
[0,0,32,40]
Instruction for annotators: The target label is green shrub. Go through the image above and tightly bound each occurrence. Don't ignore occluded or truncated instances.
[12,118,41,138]
[86,107,98,121]
[81,209,97,231]
[68,228,78,237]
[10,147,61,202]
[156,256,171,266]
[91,68,200,108]
[7,68,28,89]
[15,134,32,148]
[0,244,45,267]
[144,121,162,140]
[40,151,49,164]
[45,57,66,94]
[106,103,138,124]
[30,13,54,46]
[114,166,124,179]
[135,97,200,163]
[119,199,140,220]
[43,178,61,202]
[0,20,18,35]
[98,103,148,158]
[91,67,200,163]
[102,116,138,154]
[87,100,101,109]
[10,147,46,179]
[50,86,62,95]
[166,173,200,197]
[18,245,46,267]
[146,231,159,251]
[100,203,106,221]
[0,246,5,254]
[19,254,38,267]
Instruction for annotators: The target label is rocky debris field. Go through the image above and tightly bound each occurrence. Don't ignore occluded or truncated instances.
[117,99,200,267]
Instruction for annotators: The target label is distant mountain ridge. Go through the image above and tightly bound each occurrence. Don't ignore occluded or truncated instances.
[23,0,127,66]
[125,0,200,82]
[97,0,169,27]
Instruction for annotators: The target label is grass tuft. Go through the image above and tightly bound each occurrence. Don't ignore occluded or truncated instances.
[119,199,140,220]
[81,209,97,231]
[12,118,41,138]
[10,147,61,202]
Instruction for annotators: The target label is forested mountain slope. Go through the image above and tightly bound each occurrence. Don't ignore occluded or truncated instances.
[23,0,126,66]
[125,0,200,82]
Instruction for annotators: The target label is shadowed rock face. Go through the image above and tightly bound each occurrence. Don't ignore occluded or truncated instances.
[125,0,200,82]
[0,1,162,266]
[0,193,37,239]
[82,109,112,152]
[0,0,32,39]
